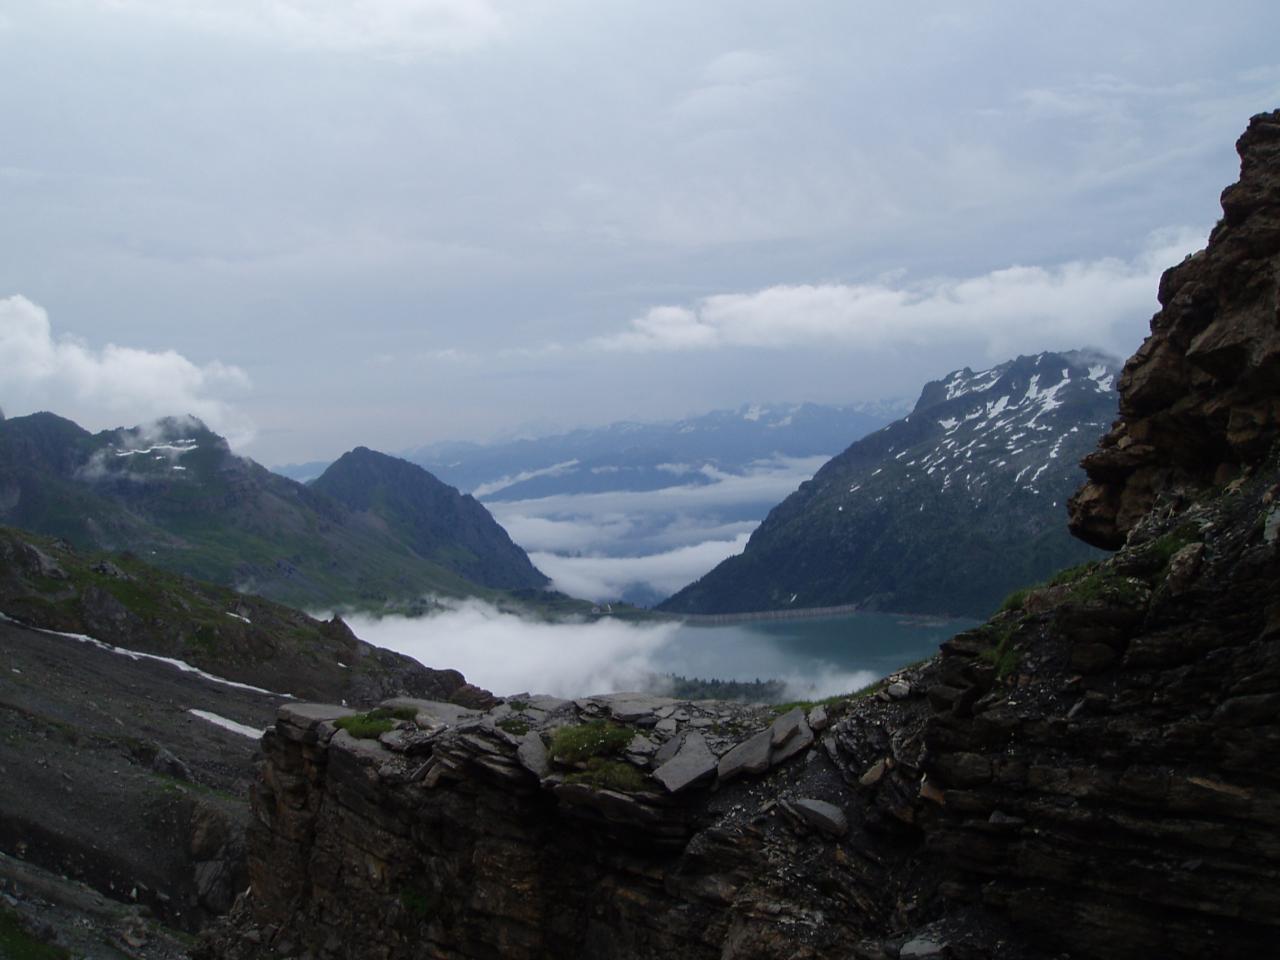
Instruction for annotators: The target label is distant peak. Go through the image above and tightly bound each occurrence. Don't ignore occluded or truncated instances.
[913,349,1119,414]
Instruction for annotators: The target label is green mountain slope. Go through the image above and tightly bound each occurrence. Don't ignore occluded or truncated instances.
[0,412,543,610]
[0,525,491,704]
[660,351,1117,619]
[311,447,547,591]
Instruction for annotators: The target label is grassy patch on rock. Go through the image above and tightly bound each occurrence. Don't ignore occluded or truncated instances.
[565,757,647,792]
[0,905,71,960]
[335,705,417,739]
[978,623,1020,680]
[549,720,633,763]
[497,715,530,736]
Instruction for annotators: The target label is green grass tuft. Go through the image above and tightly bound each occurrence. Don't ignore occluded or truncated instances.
[0,905,71,960]
[999,587,1031,613]
[565,757,647,792]
[1146,522,1201,568]
[334,706,415,739]
[1046,560,1099,587]
[497,716,530,736]
[978,624,1020,680]
[549,720,633,763]
[770,681,881,716]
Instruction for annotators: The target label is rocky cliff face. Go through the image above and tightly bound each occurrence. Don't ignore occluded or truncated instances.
[207,112,1280,960]
[1068,112,1280,549]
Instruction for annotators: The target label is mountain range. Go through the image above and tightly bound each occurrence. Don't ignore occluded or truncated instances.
[0,413,546,610]
[661,350,1118,618]
[274,401,908,498]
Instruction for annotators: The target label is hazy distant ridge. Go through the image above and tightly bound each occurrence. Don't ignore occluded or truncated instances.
[398,400,909,501]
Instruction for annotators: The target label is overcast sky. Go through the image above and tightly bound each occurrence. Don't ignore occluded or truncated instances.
[2,1,1277,462]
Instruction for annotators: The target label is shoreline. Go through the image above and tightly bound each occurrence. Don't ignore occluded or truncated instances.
[655,603,969,627]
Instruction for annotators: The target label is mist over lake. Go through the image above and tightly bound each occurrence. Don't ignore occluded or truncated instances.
[345,601,973,701]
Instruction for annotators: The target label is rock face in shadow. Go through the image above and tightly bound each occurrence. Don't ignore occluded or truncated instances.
[205,111,1280,960]
[1068,112,1280,549]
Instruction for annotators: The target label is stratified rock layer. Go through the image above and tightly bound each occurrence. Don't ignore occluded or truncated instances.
[218,691,951,960]
[207,111,1280,960]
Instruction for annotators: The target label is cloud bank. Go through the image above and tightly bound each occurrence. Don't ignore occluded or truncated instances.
[344,600,888,702]
[593,229,1205,360]
[488,456,825,602]
[345,601,682,698]
[0,295,253,443]
[529,533,751,603]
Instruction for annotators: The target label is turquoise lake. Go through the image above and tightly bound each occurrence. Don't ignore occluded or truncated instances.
[654,611,977,699]
[351,605,977,701]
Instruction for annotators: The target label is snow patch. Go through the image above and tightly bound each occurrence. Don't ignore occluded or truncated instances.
[189,709,265,740]
[0,613,290,697]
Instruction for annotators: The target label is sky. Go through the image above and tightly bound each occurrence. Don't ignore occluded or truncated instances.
[2,1,1278,463]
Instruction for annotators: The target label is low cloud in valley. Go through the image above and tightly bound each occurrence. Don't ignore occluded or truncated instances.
[345,599,883,702]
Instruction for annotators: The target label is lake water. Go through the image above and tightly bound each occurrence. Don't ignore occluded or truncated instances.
[655,612,976,699]
[347,603,976,702]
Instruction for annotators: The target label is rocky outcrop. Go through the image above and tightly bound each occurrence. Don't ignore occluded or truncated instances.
[1069,111,1280,549]
[924,454,1280,957]
[209,112,1280,960]
[214,688,954,960]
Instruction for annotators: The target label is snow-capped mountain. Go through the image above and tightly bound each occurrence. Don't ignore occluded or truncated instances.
[660,351,1120,619]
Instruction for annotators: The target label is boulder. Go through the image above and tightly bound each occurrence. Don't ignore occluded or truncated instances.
[652,731,717,793]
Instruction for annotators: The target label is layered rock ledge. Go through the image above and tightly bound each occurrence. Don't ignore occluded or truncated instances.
[219,682,961,960]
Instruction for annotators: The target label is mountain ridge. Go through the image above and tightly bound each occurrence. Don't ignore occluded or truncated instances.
[661,350,1119,618]
[0,412,543,610]
[311,447,547,591]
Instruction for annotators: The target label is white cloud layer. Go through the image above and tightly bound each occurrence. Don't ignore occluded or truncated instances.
[489,455,830,540]
[345,601,682,698]
[82,0,503,55]
[488,456,825,603]
[0,295,253,443]
[529,533,750,603]
[343,600,886,702]
[594,229,1205,360]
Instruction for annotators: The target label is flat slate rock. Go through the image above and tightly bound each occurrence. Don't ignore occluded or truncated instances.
[769,717,814,767]
[278,702,355,728]
[808,705,829,731]
[516,732,550,779]
[788,798,848,837]
[899,937,946,958]
[717,728,772,781]
[626,734,658,757]
[382,698,479,726]
[771,707,806,747]
[524,695,571,713]
[653,732,717,794]
[653,731,685,766]
[602,694,672,722]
